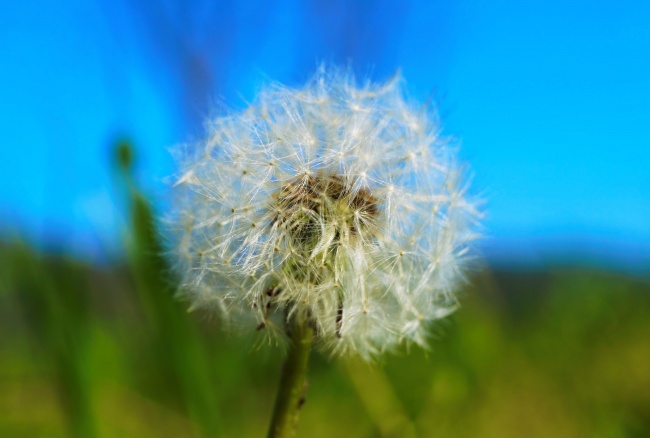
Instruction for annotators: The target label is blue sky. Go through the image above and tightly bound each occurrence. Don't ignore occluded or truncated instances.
[1,1,649,268]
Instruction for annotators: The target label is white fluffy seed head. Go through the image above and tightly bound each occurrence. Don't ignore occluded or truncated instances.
[165,67,482,360]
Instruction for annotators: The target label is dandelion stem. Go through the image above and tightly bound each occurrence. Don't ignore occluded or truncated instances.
[267,319,314,438]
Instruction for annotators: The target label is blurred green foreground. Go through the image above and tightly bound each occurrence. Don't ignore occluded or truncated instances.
[1,145,649,437]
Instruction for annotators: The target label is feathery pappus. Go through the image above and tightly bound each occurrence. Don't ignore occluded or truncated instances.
[166,67,481,359]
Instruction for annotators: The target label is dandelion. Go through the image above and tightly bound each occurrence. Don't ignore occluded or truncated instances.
[166,67,481,437]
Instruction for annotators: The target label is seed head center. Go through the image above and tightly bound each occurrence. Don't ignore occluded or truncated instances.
[271,173,379,249]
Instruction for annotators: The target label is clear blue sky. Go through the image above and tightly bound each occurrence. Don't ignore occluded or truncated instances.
[1,1,649,268]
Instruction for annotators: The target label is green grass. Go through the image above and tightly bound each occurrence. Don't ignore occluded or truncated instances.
[2,241,649,437]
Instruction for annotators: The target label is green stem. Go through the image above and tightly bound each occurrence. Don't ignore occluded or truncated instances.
[267,320,314,438]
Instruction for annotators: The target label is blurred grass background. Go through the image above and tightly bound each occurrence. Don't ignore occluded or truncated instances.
[1,143,649,437]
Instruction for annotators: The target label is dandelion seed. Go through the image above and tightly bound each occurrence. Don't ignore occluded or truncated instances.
[165,67,481,360]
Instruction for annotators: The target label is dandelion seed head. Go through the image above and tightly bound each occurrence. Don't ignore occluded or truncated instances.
[166,67,481,359]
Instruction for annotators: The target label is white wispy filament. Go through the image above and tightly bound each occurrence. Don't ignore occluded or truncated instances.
[167,68,481,359]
